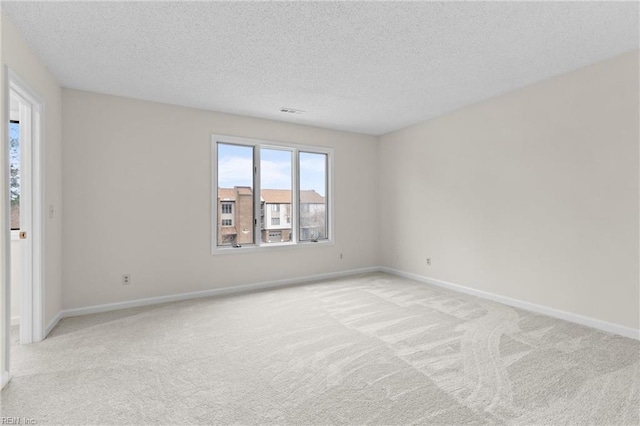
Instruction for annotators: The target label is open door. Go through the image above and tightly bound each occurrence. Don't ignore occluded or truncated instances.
[3,68,44,362]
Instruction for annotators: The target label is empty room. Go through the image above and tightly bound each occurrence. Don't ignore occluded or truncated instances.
[0,1,638,425]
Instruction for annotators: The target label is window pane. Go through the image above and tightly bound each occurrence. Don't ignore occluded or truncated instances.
[9,121,20,230]
[217,143,254,246]
[299,152,327,241]
[260,148,292,244]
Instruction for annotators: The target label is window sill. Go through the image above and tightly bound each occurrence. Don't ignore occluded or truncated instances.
[212,239,334,255]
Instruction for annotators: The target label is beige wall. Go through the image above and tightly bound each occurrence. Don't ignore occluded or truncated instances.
[1,15,63,331]
[379,51,639,330]
[62,89,379,309]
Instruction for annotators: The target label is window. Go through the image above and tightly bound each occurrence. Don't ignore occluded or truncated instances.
[10,120,20,230]
[261,148,292,244]
[216,143,254,247]
[221,202,233,214]
[299,152,328,241]
[213,135,331,251]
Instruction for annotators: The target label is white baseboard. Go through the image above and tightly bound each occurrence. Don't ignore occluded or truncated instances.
[61,267,380,319]
[1,370,9,389]
[45,266,639,341]
[10,316,19,326]
[381,267,639,340]
[44,311,63,338]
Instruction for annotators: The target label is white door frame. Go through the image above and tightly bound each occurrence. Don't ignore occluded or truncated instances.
[2,67,45,368]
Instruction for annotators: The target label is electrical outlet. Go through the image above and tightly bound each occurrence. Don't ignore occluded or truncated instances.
[426,258,431,266]
[122,274,131,285]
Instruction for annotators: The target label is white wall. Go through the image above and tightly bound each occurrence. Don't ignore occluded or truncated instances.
[62,89,379,310]
[4,8,634,341]
[379,51,639,331]
[10,238,20,324]
[0,14,62,346]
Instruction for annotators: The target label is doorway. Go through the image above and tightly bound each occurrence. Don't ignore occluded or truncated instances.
[4,69,44,356]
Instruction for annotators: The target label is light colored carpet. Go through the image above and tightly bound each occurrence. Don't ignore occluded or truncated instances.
[1,272,639,425]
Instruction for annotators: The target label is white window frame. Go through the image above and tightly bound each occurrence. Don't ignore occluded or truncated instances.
[211,134,333,254]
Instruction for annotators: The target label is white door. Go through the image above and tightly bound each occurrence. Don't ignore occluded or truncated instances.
[8,71,44,347]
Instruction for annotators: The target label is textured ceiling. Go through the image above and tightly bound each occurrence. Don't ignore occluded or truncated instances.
[2,1,638,135]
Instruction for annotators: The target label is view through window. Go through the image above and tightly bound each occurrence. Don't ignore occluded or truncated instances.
[214,137,330,249]
[10,120,20,230]
[261,148,292,244]
[217,143,254,247]
[299,152,327,241]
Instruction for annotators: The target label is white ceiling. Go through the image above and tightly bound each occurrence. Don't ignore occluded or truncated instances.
[3,1,638,135]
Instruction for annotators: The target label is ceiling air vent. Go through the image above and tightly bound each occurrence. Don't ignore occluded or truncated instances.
[280,107,305,115]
